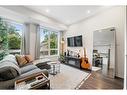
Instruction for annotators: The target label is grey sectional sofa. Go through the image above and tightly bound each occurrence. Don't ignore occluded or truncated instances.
[0,55,48,89]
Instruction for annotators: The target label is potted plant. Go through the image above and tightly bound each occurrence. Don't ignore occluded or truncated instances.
[59,54,65,63]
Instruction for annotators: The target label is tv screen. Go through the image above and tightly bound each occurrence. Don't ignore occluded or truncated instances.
[74,35,82,47]
[67,37,74,47]
[67,35,82,47]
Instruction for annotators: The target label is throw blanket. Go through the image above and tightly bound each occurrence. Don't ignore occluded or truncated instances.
[0,59,21,75]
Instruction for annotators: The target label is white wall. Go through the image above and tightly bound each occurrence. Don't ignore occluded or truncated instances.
[65,6,125,78]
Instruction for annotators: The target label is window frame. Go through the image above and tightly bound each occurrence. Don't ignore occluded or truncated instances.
[39,26,60,58]
[0,17,24,55]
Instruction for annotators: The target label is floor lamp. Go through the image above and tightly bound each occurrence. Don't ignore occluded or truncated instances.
[61,38,64,55]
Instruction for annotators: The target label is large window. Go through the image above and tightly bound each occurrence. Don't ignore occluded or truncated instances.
[0,17,23,60]
[40,27,59,57]
[7,22,23,55]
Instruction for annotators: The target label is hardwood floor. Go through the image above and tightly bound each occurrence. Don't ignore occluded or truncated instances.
[79,70,124,89]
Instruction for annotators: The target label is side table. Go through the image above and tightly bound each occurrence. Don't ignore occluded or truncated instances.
[48,61,60,75]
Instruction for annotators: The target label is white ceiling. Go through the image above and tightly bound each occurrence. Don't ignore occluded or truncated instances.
[25,6,108,26]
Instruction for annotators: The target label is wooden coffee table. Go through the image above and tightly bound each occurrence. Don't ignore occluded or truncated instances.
[15,72,50,89]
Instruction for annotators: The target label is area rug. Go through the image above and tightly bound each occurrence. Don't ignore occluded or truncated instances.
[49,64,90,89]
[92,66,101,71]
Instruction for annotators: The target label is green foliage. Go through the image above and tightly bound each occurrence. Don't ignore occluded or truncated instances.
[8,34,21,49]
[42,31,57,48]
[42,30,58,55]
[50,32,57,49]
[59,54,65,63]
[0,18,8,60]
[0,52,6,60]
[8,25,21,49]
[8,25,20,37]
[0,17,21,60]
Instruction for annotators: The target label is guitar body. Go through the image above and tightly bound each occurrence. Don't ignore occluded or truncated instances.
[81,57,90,69]
[80,48,91,70]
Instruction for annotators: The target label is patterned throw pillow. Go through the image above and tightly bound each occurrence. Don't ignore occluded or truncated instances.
[25,55,33,63]
[15,55,28,67]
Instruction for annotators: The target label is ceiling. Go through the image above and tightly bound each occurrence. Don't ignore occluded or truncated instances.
[25,6,108,26]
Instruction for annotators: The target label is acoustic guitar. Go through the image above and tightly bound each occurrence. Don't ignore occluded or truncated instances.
[81,48,90,70]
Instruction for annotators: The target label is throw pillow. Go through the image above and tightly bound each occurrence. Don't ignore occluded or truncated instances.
[15,55,28,67]
[25,55,33,63]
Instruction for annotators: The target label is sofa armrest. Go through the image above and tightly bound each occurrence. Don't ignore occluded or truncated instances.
[0,66,19,81]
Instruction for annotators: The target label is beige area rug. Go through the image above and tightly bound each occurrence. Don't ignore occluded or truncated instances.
[49,64,90,89]
[92,66,101,71]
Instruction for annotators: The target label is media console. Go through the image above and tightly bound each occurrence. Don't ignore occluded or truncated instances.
[64,56,81,69]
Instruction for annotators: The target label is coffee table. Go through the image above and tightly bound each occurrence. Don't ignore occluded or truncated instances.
[48,61,60,75]
[15,72,50,89]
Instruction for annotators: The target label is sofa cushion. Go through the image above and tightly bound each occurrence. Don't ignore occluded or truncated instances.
[20,64,38,74]
[15,55,28,67]
[0,59,21,81]
[0,66,19,81]
[19,68,48,79]
[0,78,16,89]
[0,58,21,75]
[25,55,33,63]
[19,68,42,78]
[4,54,16,60]
[3,54,19,66]
[21,62,33,67]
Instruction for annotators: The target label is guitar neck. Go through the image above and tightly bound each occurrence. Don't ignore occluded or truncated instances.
[84,48,86,58]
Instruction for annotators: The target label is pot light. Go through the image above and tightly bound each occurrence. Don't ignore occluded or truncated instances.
[45,9,50,13]
[87,10,91,14]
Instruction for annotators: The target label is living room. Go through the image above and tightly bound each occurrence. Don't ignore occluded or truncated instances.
[0,6,126,89]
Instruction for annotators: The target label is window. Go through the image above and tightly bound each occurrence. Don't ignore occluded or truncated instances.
[40,27,59,57]
[0,17,23,60]
[7,22,23,55]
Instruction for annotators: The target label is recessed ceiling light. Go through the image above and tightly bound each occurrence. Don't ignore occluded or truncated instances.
[87,10,91,14]
[45,9,50,13]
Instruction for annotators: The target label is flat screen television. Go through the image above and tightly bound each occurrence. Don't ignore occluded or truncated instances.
[67,37,74,47]
[67,35,82,47]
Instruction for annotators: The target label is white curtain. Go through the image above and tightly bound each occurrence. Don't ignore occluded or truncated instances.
[35,24,40,59]
[21,23,30,55]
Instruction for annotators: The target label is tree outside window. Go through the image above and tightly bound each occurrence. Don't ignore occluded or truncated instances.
[40,28,58,57]
[0,17,22,60]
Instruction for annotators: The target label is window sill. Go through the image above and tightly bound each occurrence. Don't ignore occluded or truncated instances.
[40,55,59,59]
